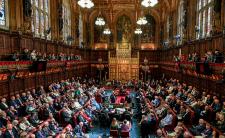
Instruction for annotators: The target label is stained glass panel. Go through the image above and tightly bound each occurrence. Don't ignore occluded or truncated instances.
[0,0,6,26]
[197,0,213,38]
[32,0,50,38]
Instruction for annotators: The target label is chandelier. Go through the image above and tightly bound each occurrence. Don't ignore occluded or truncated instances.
[141,0,158,7]
[95,17,105,26]
[78,0,94,9]
[137,16,148,25]
[134,28,142,34]
[103,28,111,35]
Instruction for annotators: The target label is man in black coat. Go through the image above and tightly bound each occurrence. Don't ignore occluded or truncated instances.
[141,117,149,138]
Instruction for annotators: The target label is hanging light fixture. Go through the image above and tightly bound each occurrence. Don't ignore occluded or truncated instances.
[103,28,111,35]
[78,0,94,9]
[141,0,158,7]
[137,16,148,25]
[95,0,105,26]
[134,28,143,34]
[95,17,105,26]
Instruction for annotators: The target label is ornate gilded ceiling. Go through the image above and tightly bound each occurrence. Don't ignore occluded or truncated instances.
[86,0,177,24]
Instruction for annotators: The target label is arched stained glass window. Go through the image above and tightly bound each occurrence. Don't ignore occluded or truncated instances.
[196,0,214,39]
[62,0,71,45]
[31,0,50,39]
[0,0,8,29]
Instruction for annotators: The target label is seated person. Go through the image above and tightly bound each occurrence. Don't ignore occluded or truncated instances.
[174,126,184,138]
[9,96,20,109]
[0,111,9,127]
[72,99,82,110]
[42,122,55,136]
[211,99,221,113]
[121,120,131,132]
[110,118,119,130]
[159,110,173,128]
[21,93,28,103]
[15,94,23,107]
[4,123,19,138]
[61,106,72,123]
[152,96,160,107]
[7,106,18,121]
[35,126,45,138]
[64,126,74,137]
[189,119,206,135]
[49,115,62,134]
[0,98,8,111]
[26,91,34,101]
[84,106,95,120]
[25,101,36,114]
[29,112,41,126]
[156,104,168,118]
[19,117,34,132]
[156,129,164,138]
[74,122,87,138]
[214,113,225,132]
[201,124,213,137]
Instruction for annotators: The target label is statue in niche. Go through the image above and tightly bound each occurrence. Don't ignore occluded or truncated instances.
[23,0,32,17]
[117,15,132,43]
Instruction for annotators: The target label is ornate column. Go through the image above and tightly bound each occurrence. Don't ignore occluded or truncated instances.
[8,0,23,31]
[57,0,63,41]
[49,0,59,41]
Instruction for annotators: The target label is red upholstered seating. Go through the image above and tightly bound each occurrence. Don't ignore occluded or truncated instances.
[80,112,92,122]
[121,131,130,138]
[110,130,119,138]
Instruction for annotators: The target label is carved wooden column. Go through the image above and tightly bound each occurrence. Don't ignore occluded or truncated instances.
[49,0,58,41]
[58,0,63,41]
[71,0,79,46]
[214,0,222,33]
[8,0,23,31]
[189,0,197,40]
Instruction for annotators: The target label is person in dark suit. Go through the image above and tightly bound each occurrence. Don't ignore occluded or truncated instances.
[21,93,28,103]
[74,122,85,137]
[201,124,212,137]
[182,108,191,124]
[200,105,210,120]
[61,107,72,123]
[9,96,20,109]
[141,116,150,138]
[211,99,221,113]
[0,98,8,111]
[42,122,54,136]
[110,93,116,103]
[15,94,23,107]
[29,112,41,126]
[7,106,18,121]
[189,119,206,135]
[12,120,19,138]
[35,126,45,138]
[4,124,17,138]
[0,111,8,127]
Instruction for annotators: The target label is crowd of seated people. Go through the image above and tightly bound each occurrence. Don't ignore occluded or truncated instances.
[0,76,109,138]
[173,49,224,63]
[138,77,225,137]
[10,48,81,61]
